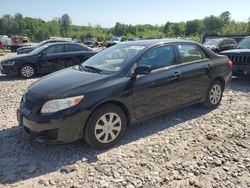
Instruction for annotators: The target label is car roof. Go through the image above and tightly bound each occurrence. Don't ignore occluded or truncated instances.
[45,41,78,46]
[121,38,198,47]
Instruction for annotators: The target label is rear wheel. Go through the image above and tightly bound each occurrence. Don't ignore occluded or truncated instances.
[84,104,127,149]
[202,80,223,108]
[19,64,36,78]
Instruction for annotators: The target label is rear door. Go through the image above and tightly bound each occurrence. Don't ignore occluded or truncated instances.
[38,44,65,73]
[175,43,213,105]
[64,44,91,67]
[132,45,183,119]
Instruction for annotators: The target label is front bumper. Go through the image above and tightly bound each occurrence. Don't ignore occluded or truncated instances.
[17,108,90,144]
[0,64,18,75]
[233,65,250,76]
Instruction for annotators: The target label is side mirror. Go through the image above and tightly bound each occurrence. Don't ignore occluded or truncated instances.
[132,65,152,78]
[40,51,47,56]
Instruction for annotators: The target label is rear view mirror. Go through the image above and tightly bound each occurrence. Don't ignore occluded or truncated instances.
[132,65,152,78]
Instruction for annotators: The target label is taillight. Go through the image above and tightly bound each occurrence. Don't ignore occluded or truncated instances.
[227,59,233,69]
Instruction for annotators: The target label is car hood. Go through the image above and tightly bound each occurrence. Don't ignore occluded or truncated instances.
[221,49,250,54]
[26,67,110,99]
[18,46,34,51]
[1,54,33,62]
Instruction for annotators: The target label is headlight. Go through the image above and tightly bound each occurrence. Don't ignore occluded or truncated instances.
[2,60,15,66]
[40,95,84,114]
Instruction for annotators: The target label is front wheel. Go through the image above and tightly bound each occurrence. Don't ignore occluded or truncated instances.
[202,80,223,108]
[84,104,127,149]
[19,64,36,78]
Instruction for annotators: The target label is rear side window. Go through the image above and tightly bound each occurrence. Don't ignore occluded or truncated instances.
[177,44,206,63]
[65,44,89,52]
[44,44,64,54]
[138,45,176,70]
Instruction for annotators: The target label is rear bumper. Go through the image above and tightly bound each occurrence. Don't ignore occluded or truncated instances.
[17,108,90,144]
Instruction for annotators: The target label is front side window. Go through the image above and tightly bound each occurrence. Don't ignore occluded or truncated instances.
[138,45,176,70]
[177,44,204,63]
[44,44,64,54]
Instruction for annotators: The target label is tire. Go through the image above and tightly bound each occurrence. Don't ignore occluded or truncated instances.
[19,64,36,78]
[202,80,223,108]
[84,104,127,149]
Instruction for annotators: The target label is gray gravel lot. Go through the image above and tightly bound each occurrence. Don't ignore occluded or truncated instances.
[0,53,249,187]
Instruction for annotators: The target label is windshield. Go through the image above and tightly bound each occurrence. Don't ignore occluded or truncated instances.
[204,39,221,45]
[236,37,250,49]
[29,45,48,55]
[81,43,146,74]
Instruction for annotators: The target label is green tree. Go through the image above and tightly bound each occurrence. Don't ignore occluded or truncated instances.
[203,15,224,34]
[186,20,203,35]
[60,14,71,37]
[219,11,231,25]
[220,21,249,35]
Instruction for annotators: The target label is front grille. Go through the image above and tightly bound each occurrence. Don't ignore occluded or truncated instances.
[228,55,250,65]
[23,99,36,111]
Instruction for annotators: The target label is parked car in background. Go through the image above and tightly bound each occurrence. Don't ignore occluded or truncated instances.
[0,42,96,78]
[5,36,31,52]
[0,35,12,48]
[127,37,140,41]
[203,38,237,53]
[220,36,250,76]
[106,36,124,47]
[84,37,97,48]
[17,39,232,148]
[17,39,73,55]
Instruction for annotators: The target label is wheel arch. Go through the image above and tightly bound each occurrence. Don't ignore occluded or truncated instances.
[83,100,131,136]
[18,62,38,74]
[213,76,225,90]
[90,100,131,126]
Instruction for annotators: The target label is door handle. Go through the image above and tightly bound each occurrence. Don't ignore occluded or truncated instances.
[171,72,181,80]
[173,72,181,77]
[206,64,212,70]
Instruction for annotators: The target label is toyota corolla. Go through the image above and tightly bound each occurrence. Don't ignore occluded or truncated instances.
[17,39,232,148]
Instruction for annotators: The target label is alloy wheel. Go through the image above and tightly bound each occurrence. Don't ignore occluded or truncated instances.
[21,66,34,78]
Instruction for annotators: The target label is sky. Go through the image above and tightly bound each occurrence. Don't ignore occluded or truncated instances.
[0,0,249,27]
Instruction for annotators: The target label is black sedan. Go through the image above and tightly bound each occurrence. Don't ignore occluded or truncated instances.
[17,39,232,148]
[0,42,96,78]
[17,39,72,54]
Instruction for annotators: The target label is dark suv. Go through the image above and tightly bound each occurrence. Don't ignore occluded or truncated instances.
[220,36,250,76]
[203,38,237,53]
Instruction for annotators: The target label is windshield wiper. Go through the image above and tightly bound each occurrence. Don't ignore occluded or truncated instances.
[83,65,102,74]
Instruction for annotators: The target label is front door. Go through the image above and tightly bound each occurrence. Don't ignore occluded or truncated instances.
[132,45,183,120]
[38,44,65,73]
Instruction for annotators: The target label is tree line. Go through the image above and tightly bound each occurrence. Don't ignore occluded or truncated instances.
[0,11,249,42]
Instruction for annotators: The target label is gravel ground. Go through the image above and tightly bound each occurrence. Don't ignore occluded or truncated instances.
[0,53,249,188]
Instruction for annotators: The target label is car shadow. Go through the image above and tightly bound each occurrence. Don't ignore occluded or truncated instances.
[0,104,211,185]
